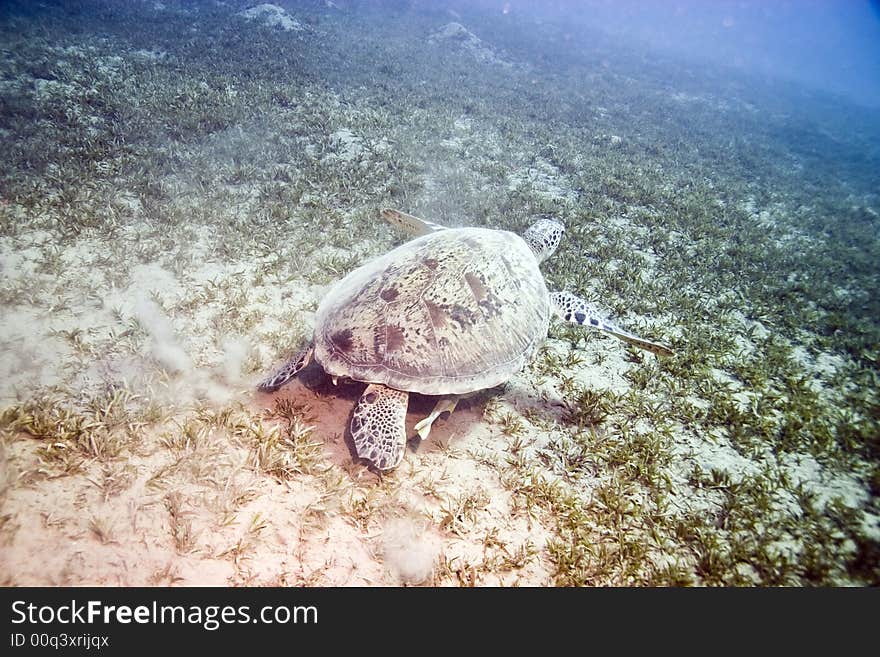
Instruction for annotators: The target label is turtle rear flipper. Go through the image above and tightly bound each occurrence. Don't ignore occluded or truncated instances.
[257,346,314,392]
[550,291,673,357]
[414,397,459,441]
[381,208,447,236]
[351,383,409,471]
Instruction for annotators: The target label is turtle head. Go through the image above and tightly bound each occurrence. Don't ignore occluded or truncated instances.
[523,217,565,264]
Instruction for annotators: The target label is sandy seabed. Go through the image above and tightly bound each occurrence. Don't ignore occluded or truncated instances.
[1,1,878,586]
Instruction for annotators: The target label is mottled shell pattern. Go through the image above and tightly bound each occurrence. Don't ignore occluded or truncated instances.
[313,227,550,395]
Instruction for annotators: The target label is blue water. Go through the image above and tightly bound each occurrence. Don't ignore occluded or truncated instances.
[444,0,880,108]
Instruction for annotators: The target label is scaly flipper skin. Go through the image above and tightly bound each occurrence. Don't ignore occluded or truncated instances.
[381,208,448,236]
[351,383,410,470]
[550,291,673,357]
[256,346,314,393]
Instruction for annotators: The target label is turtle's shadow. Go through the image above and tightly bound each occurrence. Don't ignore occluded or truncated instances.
[257,360,572,473]
[290,362,488,471]
[259,358,579,472]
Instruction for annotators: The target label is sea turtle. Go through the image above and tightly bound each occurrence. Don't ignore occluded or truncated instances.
[258,208,672,470]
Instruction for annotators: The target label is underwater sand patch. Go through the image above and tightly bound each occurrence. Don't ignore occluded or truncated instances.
[238,4,305,32]
[429,22,515,69]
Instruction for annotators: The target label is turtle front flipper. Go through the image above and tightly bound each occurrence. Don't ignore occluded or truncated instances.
[381,208,448,236]
[550,291,673,357]
[351,383,410,471]
[257,345,314,393]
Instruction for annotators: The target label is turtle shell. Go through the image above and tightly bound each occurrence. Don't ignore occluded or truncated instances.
[313,227,550,395]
